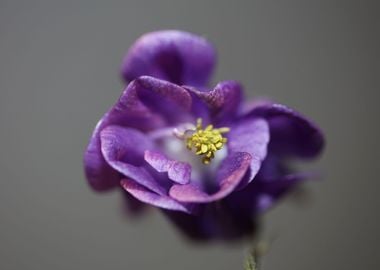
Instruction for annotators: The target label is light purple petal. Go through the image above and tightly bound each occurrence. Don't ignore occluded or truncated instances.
[100,125,166,195]
[228,118,270,183]
[121,179,194,214]
[185,80,243,124]
[144,150,191,185]
[83,76,192,191]
[244,103,324,158]
[169,152,251,203]
[121,30,216,86]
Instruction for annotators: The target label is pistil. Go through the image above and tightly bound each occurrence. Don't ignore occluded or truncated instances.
[185,119,229,164]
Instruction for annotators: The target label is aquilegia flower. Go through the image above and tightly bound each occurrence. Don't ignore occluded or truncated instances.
[84,30,324,240]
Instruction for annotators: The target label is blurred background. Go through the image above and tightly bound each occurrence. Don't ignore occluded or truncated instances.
[0,1,379,269]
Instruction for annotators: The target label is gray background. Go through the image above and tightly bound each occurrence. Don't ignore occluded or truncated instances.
[0,1,379,269]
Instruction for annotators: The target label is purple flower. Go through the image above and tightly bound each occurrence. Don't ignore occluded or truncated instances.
[84,30,324,240]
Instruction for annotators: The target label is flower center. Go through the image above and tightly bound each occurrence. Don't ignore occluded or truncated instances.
[184,118,229,164]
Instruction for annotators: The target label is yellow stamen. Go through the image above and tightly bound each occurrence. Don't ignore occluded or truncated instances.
[186,118,230,164]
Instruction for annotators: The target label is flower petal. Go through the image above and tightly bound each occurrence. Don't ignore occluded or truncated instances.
[163,204,259,241]
[121,30,216,86]
[228,118,270,184]
[84,118,121,191]
[226,172,308,215]
[144,150,191,185]
[100,125,166,195]
[83,76,192,191]
[169,152,251,203]
[245,103,324,158]
[121,179,194,214]
[132,76,192,124]
[185,80,243,124]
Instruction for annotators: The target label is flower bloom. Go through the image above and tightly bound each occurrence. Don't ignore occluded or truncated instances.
[84,30,324,240]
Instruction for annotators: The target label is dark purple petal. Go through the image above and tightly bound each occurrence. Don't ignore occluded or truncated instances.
[225,153,311,215]
[187,90,212,124]
[185,81,243,124]
[163,202,259,241]
[100,125,166,195]
[169,152,251,203]
[134,76,192,124]
[162,210,215,240]
[144,150,191,185]
[228,172,308,215]
[121,30,216,86]
[259,173,308,196]
[254,154,289,180]
[228,118,270,184]
[121,179,194,214]
[245,103,324,158]
[83,76,192,191]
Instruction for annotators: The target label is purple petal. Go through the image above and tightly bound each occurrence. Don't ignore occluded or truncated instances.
[121,179,194,214]
[169,152,252,203]
[121,30,216,86]
[225,155,311,215]
[83,76,192,191]
[133,76,192,124]
[144,150,191,185]
[228,118,270,184]
[245,103,324,158]
[100,125,166,195]
[83,118,121,191]
[163,203,259,241]
[94,76,192,130]
[185,81,243,124]
[255,173,309,213]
